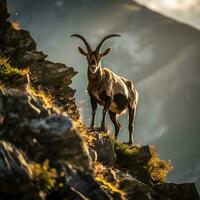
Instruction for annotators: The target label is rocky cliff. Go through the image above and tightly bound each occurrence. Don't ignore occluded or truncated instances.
[0,1,199,199]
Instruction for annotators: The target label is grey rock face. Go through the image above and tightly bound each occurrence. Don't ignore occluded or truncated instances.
[0,141,39,200]
[62,164,112,200]
[0,2,79,120]
[92,132,116,165]
[115,145,153,185]
[0,87,89,171]
[0,85,111,200]
[0,0,10,31]
[155,183,200,200]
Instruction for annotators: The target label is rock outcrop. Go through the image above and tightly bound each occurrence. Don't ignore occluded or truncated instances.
[0,1,199,199]
[0,0,79,120]
[0,141,38,200]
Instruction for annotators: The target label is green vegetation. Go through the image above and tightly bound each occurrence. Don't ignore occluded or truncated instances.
[94,162,125,199]
[96,177,125,199]
[111,137,173,183]
[0,57,28,86]
[11,21,20,30]
[28,85,56,111]
[29,159,65,199]
[113,140,140,156]
[0,57,27,77]
[148,146,173,183]
[112,139,140,167]
[30,160,58,193]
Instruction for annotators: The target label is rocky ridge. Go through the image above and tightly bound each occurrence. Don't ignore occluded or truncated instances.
[0,0,199,199]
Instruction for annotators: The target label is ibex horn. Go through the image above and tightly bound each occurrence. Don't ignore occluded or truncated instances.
[95,34,121,52]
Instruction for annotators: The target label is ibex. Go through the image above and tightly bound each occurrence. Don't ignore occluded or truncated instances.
[71,34,138,145]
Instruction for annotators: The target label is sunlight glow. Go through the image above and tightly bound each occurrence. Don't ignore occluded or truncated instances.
[136,0,200,29]
[165,0,179,9]
[137,0,200,11]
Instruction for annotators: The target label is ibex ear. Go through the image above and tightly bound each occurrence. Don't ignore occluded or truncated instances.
[78,46,88,56]
[100,48,111,57]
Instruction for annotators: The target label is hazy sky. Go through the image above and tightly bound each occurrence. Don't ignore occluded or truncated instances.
[137,0,200,29]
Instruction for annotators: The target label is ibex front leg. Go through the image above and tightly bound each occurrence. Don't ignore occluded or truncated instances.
[100,92,112,132]
[89,95,97,131]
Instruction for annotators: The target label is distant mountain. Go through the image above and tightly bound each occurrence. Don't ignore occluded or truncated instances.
[9,0,200,187]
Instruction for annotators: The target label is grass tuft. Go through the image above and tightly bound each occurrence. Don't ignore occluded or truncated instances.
[148,146,173,183]
[30,160,58,193]
[112,139,140,163]
[11,21,20,30]
[0,57,28,77]
[96,177,125,199]
[0,57,28,88]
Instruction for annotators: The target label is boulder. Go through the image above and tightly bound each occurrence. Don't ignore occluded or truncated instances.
[29,60,76,88]
[155,183,200,200]
[0,85,112,200]
[0,0,79,120]
[16,50,48,66]
[0,0,10,32]
[0,140,38,200]
[102,167,156,200]
[62,164,112,200]
[115,144,153,184]
[0,87,89,171]
[3,28,37,64]
[119,176,155,200]
[92,132,116,165]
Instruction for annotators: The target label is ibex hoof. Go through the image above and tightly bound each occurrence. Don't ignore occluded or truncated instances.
[128,141,133,146]
[123,141,133,146]
[87,127,95,132]
[100,127,108,132]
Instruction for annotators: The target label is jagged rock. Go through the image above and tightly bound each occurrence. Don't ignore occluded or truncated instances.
[0,0,10,32]
[0,87,89,171]
[2,28,37,64]
[115,145,153,184]
[119,175,155,200]
[29,60,76,88]
[28,60,78,119]
[118,145,152,166]
[0,86,112,200]
[100,166,156,200]
[17,50,48,66]
[46,162,112,200]
[90,132,116,165]
[0,1,79,119]
[0,140,39,200]
[155,183,200,200]
[0,0,9,19]
[61,164,112,200]
[48,186,90,200]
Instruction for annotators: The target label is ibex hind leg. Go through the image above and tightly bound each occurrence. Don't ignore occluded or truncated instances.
[128,104,137,145]
[88,94,97,131]
[108,111,121,140]
[99,91,112,132]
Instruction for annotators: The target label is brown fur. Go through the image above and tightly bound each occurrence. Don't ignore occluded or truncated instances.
[87,67,138,114]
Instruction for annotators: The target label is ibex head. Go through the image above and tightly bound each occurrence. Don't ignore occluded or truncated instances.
[71,34,121,73]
